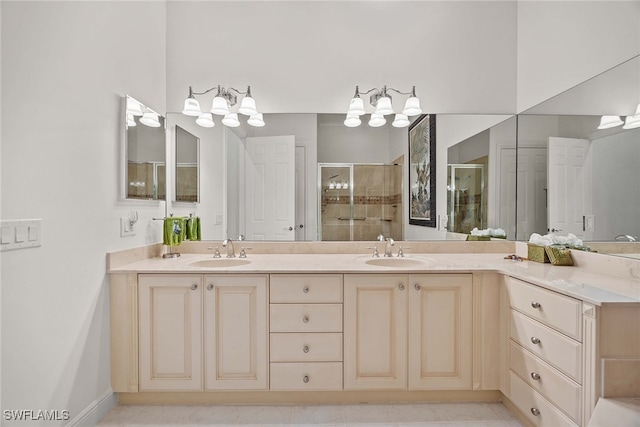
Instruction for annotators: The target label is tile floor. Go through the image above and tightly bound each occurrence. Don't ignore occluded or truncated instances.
[97,402,524,426]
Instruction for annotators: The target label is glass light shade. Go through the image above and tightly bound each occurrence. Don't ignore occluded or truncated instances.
[368,113,386,127]
[597,115,623,129]
[402,97,422,116]
[392,114,410,128]
[347,97,366,116]
[126,98,144,116]
[238,96,258,116]
[196,113,215,128]
[211,96,230,115]
[126,114,136,127]
[139,111,161,127]
[247,113,265,127]
[623,115,640,129]
[222,113,240,127]
[182,97,201,116]
[374,96,393,115]
[344,114,361,127]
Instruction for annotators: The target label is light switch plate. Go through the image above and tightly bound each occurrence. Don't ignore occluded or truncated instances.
[0,219,42,251]
[584,215,595,231]
[438,215,448,231]
[120,217,136,237]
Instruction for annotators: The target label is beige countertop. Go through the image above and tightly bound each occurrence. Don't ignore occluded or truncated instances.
[108,252,640,306]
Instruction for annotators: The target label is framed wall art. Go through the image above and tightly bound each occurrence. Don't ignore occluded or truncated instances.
[408,114,436,227]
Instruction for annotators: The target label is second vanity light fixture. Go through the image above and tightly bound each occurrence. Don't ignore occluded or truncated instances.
[126,96,161,128]
[344,85,422,128]
[182,85,265,128]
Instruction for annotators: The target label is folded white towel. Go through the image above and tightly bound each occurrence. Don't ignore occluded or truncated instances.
[529,232,583,247]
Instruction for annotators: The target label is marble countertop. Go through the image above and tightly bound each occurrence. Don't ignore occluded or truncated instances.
[108,252,640,306]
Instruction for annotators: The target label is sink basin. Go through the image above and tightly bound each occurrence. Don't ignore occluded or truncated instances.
[365,258,426,268]
[189,258,252,268]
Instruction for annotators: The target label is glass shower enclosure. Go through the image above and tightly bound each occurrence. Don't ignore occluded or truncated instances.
[318,163,403,241]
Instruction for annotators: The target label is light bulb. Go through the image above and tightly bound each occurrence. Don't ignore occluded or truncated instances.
[374,96,393,115]
[182,97,201,116]
[369,113,386,127]
[402,96,422,116]
[211,96,230,115]
[344,114,361,127]
[238,96,258,116]
[222,113,240,127]
[347,97,365,116]
[392,114,410,128]
[196,113,215,128]
[247,113,265,127]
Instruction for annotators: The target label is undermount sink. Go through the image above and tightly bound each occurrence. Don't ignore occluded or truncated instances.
[365,257,427,267]
[189,258,252,268]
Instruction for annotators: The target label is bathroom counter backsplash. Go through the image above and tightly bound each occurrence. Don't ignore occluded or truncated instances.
[107,241,640,306]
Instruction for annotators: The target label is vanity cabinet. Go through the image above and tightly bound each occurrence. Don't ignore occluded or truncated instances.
[137,273,268,392]
[343,273,473,390]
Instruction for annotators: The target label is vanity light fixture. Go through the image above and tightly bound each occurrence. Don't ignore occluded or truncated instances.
[345,85,422,128]
[597,115,624,129]
[623,104,640,129]
[181,84,265,128]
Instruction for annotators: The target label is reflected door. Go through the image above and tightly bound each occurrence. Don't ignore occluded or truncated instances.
[447,164,485,234]
[548,137,592,238]
[244,136,296,240]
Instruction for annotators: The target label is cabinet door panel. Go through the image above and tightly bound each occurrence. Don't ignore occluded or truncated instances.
[204,275,268,390]
[344,274,407,390]
[408,274,473,390]
[139,274,203,391]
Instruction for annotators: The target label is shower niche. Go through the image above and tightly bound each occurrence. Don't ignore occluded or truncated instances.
[318,163,403,241]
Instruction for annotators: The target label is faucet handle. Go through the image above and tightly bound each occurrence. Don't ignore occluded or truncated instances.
[208,246,222,258]
[367,247,380,258]
[377,234,385,242]
[239,247,252,258]
[397,246,410,258]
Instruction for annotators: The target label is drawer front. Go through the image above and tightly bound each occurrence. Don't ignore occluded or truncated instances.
[270,304,343,332]
[507,277,582,341]
[509,371,577,427]
[270,274,343,303]
[270,362,343,390]
[509,310,582,383]
[270,333,343,362]
[509,341,581,424]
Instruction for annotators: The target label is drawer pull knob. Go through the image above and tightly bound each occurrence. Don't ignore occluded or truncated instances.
[303,345,310,353]
[303,316,309,323]
[207,284,213,291]
[191,284,198,290]
[531,372,541,381]
[398,284,405,290]
[303,286,309,293]
[531,408,540,416]
[414,284,421,290]
[531,336,541,344]
[303,375,309,383]
[531,301,541,309]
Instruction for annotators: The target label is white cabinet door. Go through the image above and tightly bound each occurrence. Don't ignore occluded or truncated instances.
[139,274,203,391]
[204,274,268,390]
[344,274,408,390]
[408,274,473,390]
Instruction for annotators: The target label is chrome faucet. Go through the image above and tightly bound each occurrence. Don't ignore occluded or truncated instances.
[222,239,236,257]
[615,234,637,242]
[383,238,395,257]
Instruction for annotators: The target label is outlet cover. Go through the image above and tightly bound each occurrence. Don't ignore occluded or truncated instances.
[120,217,136,237]
[584,215,595,231]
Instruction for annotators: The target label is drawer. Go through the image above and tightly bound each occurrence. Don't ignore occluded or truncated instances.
[270,333,342,362]
[509,371,577,427]
[507,277,582,341]
[509,340,581,424]
[270,274,343,303]
[270,362,343,390]
[270,304,343,332]
[510,309,582,383]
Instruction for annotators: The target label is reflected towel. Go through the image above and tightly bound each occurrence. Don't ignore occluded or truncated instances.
[186,217,201,241]
[163,217,186,246]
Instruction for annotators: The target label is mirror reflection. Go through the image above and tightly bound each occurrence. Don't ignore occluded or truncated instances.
[124,95,166,200]
[175,125,199,203]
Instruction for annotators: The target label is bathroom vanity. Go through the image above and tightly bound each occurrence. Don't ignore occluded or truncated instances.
[108,241,640,427]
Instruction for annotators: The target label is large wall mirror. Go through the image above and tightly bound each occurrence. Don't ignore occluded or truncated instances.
[123,95,166,200]
[516,55,640,258]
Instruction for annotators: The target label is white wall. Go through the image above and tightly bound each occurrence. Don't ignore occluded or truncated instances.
[517,1,640,112]
[1,2,166,425]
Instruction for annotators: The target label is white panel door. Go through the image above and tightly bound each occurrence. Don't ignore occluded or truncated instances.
[245,136,295,240]
[548,137,592,238]
[498,147,517,239]
[517,147,548,240]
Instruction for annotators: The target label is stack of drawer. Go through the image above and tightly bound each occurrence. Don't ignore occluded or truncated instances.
[269,274,343,390]
[506,277,583,427]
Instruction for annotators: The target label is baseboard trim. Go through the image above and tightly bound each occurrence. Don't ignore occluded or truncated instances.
[66,389,117,427]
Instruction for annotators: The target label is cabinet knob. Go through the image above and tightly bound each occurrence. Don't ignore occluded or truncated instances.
[414,284,421,290]
[191,284,198,290]
[531,408,540,416]
[207,284,213,291]
[531,301,541,309]
[302,316,309,323]
[531,337,541,345]
[303,375,309,383]
[303,286,309,293]
[303,345,310,353]
[531,372,541,381]
[398,284,405,290]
